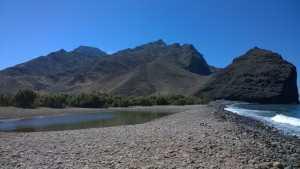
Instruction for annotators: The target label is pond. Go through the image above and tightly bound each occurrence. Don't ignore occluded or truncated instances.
[0,111,171,132]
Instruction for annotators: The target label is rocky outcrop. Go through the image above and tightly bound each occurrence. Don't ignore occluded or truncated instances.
[198,47,299,104]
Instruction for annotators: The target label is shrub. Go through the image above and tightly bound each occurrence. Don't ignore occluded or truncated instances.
[38,94,68,108]
[0,91,210,109]
[14,90,37,108]
[167,95,185,105]
[172,97,187,105]
[0,94,13,106]
[67,94,105,108]
[155,96,169,105]
[133,96,154,106]
[111,96,130,107]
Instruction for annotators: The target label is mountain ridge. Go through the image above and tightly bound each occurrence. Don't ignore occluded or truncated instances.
[0,41,298,104]
[0,40,212,96]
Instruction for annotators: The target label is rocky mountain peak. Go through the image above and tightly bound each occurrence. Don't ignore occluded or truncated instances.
[49,49,67,55]
[138,39,167,49]
[150,39,167,46]
[247,47,274,56]
[232,47,285,65]
[72,46,107,57]
[182,44,195,50]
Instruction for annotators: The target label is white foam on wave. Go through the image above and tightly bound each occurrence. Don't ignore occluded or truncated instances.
[271,114,300,127]
[225,106,273,125]
[225,104,300,137]
[224,107,242,114]
[224,106,271,116]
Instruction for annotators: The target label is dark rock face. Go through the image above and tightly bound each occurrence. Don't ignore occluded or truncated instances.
[198,47,299,104]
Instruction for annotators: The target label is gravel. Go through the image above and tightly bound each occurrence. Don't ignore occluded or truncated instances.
[0,103,299,169]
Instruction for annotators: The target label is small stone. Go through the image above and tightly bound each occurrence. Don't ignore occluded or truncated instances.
[284,166,292,169]
[257,162,273,169]
[273,162,284,169]
[57,161,63,165]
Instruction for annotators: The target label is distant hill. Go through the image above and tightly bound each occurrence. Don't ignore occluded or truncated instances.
[0,40,212,96]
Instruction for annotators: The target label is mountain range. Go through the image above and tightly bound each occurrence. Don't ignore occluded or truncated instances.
[0,40,298,104]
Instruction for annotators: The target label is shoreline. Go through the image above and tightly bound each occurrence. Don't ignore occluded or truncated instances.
[0,105,200,120]
[213,100,300,139]
[0,103,299,168]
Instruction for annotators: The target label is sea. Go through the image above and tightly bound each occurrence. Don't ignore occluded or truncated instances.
[225,103,300,137]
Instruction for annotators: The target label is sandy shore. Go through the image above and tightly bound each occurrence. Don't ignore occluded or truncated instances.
[0,103,299,169]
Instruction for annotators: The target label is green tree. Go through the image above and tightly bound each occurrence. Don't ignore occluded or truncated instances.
[0,94,13,106]
[39,94,68,108]
[14,90,37,108]
[156,96,169,105]
[133,96,153,106]
[67,94,105,108]
[112,96,130,107]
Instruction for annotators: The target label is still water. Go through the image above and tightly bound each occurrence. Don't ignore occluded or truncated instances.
[0,111,170,132]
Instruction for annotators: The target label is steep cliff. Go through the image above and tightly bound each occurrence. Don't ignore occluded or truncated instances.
[198,47,299,104]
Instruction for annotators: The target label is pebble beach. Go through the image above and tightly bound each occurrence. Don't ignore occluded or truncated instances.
[0,103,299,169]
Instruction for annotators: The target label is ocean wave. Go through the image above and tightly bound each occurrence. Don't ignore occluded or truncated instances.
[225,104,300,137]
[271,114,300,127]
[224,106,273,115]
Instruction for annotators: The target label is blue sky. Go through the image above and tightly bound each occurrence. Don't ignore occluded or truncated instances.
[0,0,299,84]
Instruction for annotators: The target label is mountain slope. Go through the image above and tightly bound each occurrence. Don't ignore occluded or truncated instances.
[76,41,212,96]
[0,40,212,96]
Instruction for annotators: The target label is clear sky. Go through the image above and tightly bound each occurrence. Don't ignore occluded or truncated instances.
[0,0,299,84]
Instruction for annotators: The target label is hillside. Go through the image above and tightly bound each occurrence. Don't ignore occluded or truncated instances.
[0,40,212,96]
[1,41,298,104]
